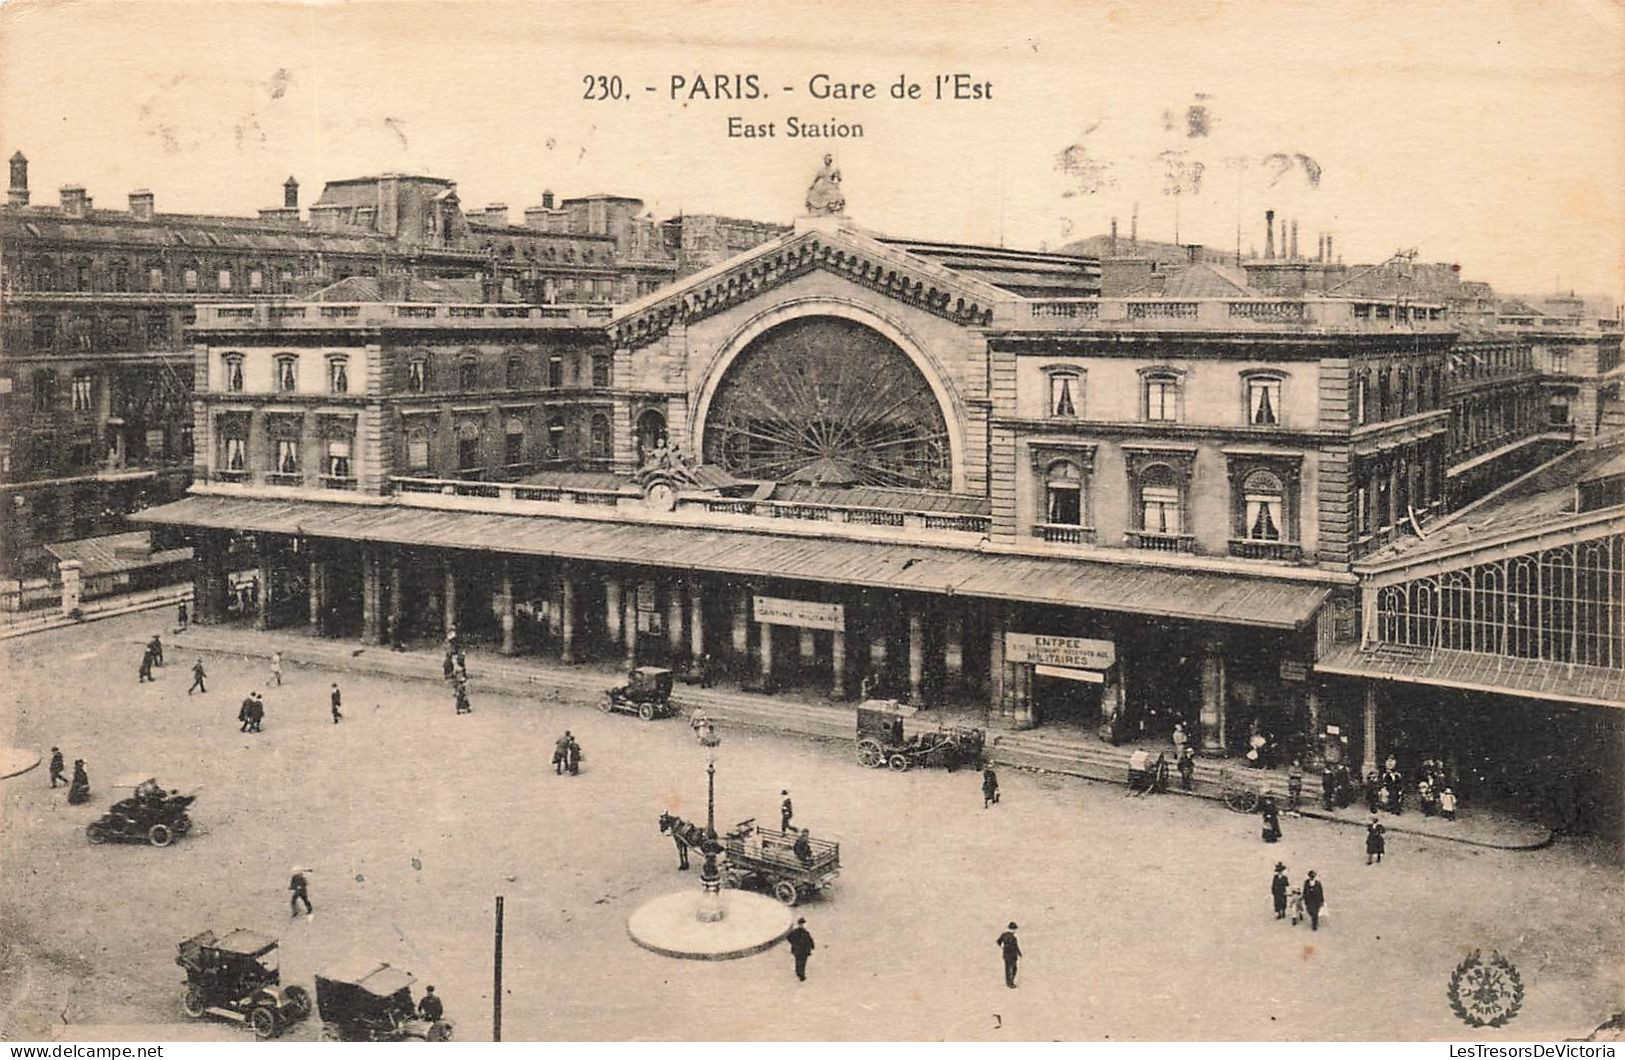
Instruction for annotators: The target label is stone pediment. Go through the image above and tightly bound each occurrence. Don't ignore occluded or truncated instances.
[608,223,1011,350]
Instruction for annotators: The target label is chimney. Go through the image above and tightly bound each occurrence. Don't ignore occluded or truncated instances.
[1264,210,1276,259]
[1109,217,1118,256]
[541,189,555,210]
[60,185,88,218]
[128,190,155,222]
[1317,234,1325,262]
[1130,203,1139,248]
[485,203,509,225]
[7,151,28,207]
[1290,219,1299,261]
[283,176,299,209]
[1325,234,1334,263]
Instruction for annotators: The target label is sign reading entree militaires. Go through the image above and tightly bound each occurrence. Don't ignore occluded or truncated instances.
[752,595,845,631]
[1004,633,1116,670]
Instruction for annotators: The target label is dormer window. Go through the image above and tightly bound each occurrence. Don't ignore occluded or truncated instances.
[1244,373,1283,427]
[222,354,246,393]
[275,355,298,393]
[1047,371,1080,419]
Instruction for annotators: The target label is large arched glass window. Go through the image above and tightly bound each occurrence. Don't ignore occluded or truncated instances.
[1140,464,1181,534]
[1242,470,1284,541]
[1044,460,1083,525]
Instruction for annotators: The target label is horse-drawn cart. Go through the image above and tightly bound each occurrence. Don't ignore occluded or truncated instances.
[855,700,984,772]
[721,818,839,907]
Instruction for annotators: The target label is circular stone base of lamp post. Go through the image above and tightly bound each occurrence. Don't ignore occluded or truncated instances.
[627,890,794,961]
[1,747,41,781]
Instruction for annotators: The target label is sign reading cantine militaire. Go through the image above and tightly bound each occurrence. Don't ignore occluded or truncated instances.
[1004,632,1116,670]
[752,595,846,631]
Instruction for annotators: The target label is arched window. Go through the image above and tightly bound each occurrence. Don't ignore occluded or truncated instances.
[504,417,526,468]
[636,409,667,464]
[405,426,431,471]
[1139,464,1181,534]
[1044,460,1083,526]
[1241,470,1284,541]
[506,356,524,388]
[458,358,479,391]
[589,413,612,459]
[1377,368,1391,420]
[547,414,566,460]
[1356,373,1369,425]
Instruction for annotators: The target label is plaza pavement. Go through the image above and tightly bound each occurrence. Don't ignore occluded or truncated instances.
[1,612,1618,1042]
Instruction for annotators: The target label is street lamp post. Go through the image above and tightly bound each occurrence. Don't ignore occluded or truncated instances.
[696,750,725,921]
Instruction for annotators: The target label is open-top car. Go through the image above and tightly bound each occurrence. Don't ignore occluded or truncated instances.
[176,929,310,1038]
[88,777,196,847]
[600,666,678,720]
[314,957,453,1042]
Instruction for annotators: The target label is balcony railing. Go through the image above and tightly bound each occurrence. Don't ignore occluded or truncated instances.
[265,471,305,487]
[320,475,358,491]
[922,514,992,534]
[1126,530,1196,553]
[213,469,249,483]
[1033,523,1097,545]
[1228,538,1304,562]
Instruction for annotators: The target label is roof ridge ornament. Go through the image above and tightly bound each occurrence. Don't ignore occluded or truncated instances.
[804,154,845,217]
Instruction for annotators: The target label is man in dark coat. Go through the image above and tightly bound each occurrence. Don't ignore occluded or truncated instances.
[189,658,207,695]
[1365,816,1386,865]
[248,693,265,733]
[1271,862,1290,920]
[997,922,1022,988]
[565,734,581,775]
[49,747,66,788]
[418,986,443,1021]
[1302,871,1325,930]
[1321,766,1337,810]
[67,760,91,804]
[330,683,343,724]
[289,868,313,917]
[240,694,256,732]
[982,766,1000,808]
[149,635,164,667]
[1177,746,1195,791]
[792,828,813,865]
[138,646,155,683]
[1259,795,1282,843]
[786,918,815,981]
[553,733,571,775]
[781,790,794,831]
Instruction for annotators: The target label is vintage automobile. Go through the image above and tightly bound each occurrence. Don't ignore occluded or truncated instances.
[87,778,196,847]
[600,666,679,720]
[314,958,453,1042]
[176,929,311,1038]
[854,700,985,772]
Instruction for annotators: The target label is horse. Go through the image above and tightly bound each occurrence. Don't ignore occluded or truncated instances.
[657,812,712,871]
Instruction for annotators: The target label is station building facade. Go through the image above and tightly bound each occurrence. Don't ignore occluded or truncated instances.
[136,212,1533,776]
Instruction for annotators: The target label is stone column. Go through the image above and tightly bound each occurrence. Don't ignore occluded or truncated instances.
[799,628,816,663]
[988,609,1007,711]
[869,629,888,678]
[254,541,274,632]
[1362,683,1379,776]
[624,580,639,668]
[667,585,685,656]
[387,549,403,647]
[732,588,750,656]
[1306,685,1323,766]
[907,609,925,704]
[307,551,324,635]
[689,583,705,659]
[1199,641,1227,754]
[443,559,458,638]
[361,545,383,645]
[606,578,623,646]
[499,558,516,655]
[194,532,228,625]
[831,627,847,699]
[944,614,964,682]
[559,576,576,664]
[758,620,774,684]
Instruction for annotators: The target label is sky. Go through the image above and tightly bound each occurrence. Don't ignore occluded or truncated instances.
[1,0,1621,300]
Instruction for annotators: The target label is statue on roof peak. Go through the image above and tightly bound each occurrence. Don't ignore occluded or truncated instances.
[804,154,845,216]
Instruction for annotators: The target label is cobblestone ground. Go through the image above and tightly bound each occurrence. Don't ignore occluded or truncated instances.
[2,612,1620,1042]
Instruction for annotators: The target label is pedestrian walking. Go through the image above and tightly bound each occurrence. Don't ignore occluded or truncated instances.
[1259,794,1282,843]
[1288,883,1306,926]
[189,658,207,695]
[248,692,265,733]
[49,747,66,788]
[1439,787,1458,821]
[330,683,343,723]
[996,922,1022,988]
[1172,720,1188,759]
[138,645,155,683]
[1287,761,1304,815]
[1321,766,1337,811]
[552,733,571,775]
[288,867,313,917]
[454,680,472,715]
[1177,745,1195,791]
[566,734,582,775]
[1364,772,1382,815]
[1271,862,1289,920]
[698,652,715,689]
[1365,816,1386,865]
[269,651,283,687]
[1302,871,1325,931]
[786,917,815,981]
[177,601,189,630]
[148,634,165,667]
[67,759,91,804]
[781,790,794,831]
[982,766,1000,808]
[240,694,255,732]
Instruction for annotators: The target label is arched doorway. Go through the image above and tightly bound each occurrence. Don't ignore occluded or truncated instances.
[701,316,952,489]
[635,409,667,465]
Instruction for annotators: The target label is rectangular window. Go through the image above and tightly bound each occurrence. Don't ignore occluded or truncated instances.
[507,358,523,388]
[1142,487,1181,534]
[184,269,199,292]
[148,267,165,292]
[1551,349,1569,374]
[328,359,349,394]
[249,270,264,291]
[276,357,297,393]
[1046,484,1081,525]
[71,375,94,412]
[217,269,233,291]
[326,439,352,478]
[407,360,426,393]
[1356,375,1369,425]
[32,316,55,351]
[407,437,430,470]
[1146,378,1179,422]
[1548,394,1571,426]
[505,432,524,466]
[1049,373,1079,418]
[459,361,478,391]
[275,439,300,474]
[457,436,480,472]
[224,437,247,471]
[591,354,611,388]
[146,315,168,346]
[224,357,245,393]
[548,355,564,388]
[1247,378,1281,426]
